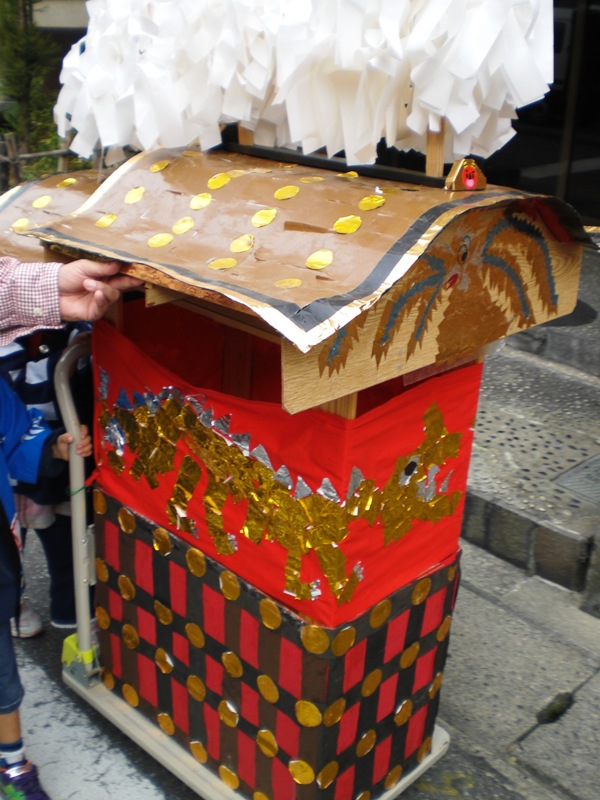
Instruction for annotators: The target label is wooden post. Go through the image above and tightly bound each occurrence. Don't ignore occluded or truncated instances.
[319,393,358,420]
[425,121,445,178]
[4,132,20,185]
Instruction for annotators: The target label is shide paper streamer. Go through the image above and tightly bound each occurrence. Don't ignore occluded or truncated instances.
[54,0,553,165]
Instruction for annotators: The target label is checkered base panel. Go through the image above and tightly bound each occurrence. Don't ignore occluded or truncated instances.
[93,489,461,799]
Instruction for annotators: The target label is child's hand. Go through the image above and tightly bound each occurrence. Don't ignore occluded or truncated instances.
[52,425,93,461]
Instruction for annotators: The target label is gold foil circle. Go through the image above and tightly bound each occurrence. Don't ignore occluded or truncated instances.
[102,669,115,690]
[122,683,139,707]
[300,625,329,654]
[190,741,208,763]
[300,176,325,184]
[429,672,444,699]
[93,489,107,515]
[400,641,420,670]
[147,232,173,248]
[331,626,356,656]
[361,669,383,697]
[32,195,52,209]
[289,760,315,785]
[333,215,362,234]
[317,761,339,789]
[95,606,110,630]
[254,793,270,800]
[117,507,136,534]
[256,729,278,758]
[95,558,109,583]
[124,186,145,204]
[257,674,279,704]
[384,766,403,790]
[274,278,302,289]
[207,173,231,190]
[218,700,239,728]
[172,217,195,235]
[219,571,240,601]
[208,257,237,270]
[122,623,139,650]
[187,675,206,702]
[222,652,244,679]
[226,169,247,179]
[155,648,174,674]
[230,233,254,253]
[11,218,29,232]
[157,712,175,735]
[323,698,346,727]
[118,575,136,601]
[95,213,117,228]
[394,699,413,726]
[185,623,205,649]
[154,600,173,626]
[356,729,377,757]
[218,765,240,790]
[186,548,206,577]
[370,599,392,629]
[190,193,212,210]
[305,249,333,270]
[153,527,172,556]
[418,737,433,762]
[356,792,372,800]
[56,177,77,187]
[359,195,386,211]
[412,577,432,606]
[295,700,322,728]
[274,185,299,200]
[259,598,282,630]
[436,615,452,642]
[337,171,358,179]
[252,208,277,227]
[447,564,458,582]
[150,159,170,172]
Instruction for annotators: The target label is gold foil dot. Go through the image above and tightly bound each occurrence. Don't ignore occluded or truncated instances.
[337,171,358,179]
[448,564,458,582]
[323,698,346,727]
[305,249,333,271]
[356,792,371,800]
[331,626,356,656]
[358,195,386,211]
[418,737,433,762]
[147,232,173,248]
[394,699,413,726]
[333,215,362,234]
[149,160,170,172]
[369,599,392,628]
[122,684,139,707]
[429,672,444,699]
[317,761,339,789]
[274,185,299,200]
[56,177,77,187]
[185,623,205,649]
[208,257,237,270]
[154,600,173,626]
[11,218,29,232]
[172,217,195,235]
[157,712,175,735]
[256,729,278,758]
[122,623,140,650]
[155,648,174,674]
[361,669,383,697]
[251,208,277,227]
[254,793,270,800]
[187,675,206,702]
[222,652,244,679]
[300,625,329,654]
[259,598,282,630]
[257,674,279,704]
[230,233,254,253]
[218,765,240,790]
[95,606,110,630]
[102,669,115,690]
[226,169,247,178]
[295,700,322,728]
[124,186,145,204]
[384,766,403,790]
[436,615,452,642]
[218,699,239,728]
[118,575,136,601]
[95,213,117,228]
[95,558,109,583]
[400,641,420,669]
[190,193,212,210]
[274,278,302,289]
[412,577,432,605]
[219,571,240,601]
[289,760,315,785]
[186,548,206,577]
[300,176,325,184]
[190,741,208,763]
[93,489,107,514]
[32,195,52,209]
[153,527,172,556]
[117,507,136,534]
[356,729,377,757]
[208,173,231,190]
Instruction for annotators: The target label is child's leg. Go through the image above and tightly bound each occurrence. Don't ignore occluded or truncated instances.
[34,514,76,627]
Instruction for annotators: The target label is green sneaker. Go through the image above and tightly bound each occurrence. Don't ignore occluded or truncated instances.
[0,762,50,799]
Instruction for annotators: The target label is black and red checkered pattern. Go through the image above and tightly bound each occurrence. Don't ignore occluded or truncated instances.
[94,490,461,800]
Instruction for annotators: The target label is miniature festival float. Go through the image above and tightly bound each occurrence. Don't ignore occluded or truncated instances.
[15,1,596,798]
